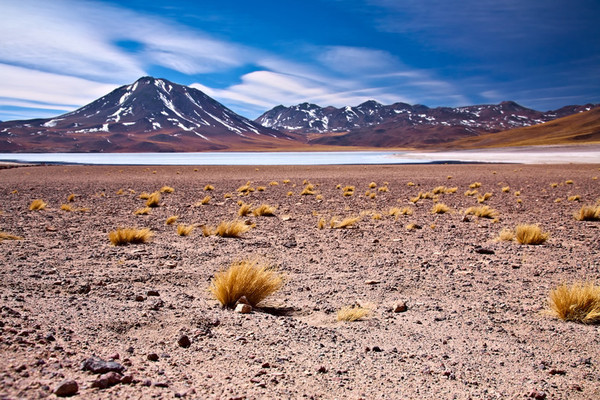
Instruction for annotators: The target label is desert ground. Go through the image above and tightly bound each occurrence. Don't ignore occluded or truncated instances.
[1,163,599,400]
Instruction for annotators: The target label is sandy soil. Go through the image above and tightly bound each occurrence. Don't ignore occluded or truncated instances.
[1,164,599,399]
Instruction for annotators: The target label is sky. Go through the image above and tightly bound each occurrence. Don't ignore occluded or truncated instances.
[1,0,599,122]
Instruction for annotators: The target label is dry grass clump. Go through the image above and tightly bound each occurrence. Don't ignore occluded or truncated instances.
[165,215,179,225]
[565,180,574,185]
[332,216,360,229]
[432,186,446,194]
[301,186,316,195]
[514,191,521,196]
[574,205,600,221]
[145,192,161,207]
[445,187,458,194]
[205,219,251,238]
[209,258,284,308]
[464,189,478,196]
[139,192,151,199]
[67,193,76,202]
[269,181,279,186]
[317,218,326,229]
[378,186,389,192]
[177,224,195,236]
[60,204,73,212]
[316,194,323,201]
[389,207,413,218]
[548,282,600,324]
[256,186,266,192]
[502,186,510,193]
[223,193,232,199]
[29,199,47,211]
[477,192,493,203]
[204,184,215,191]
[238,202,252,216]
[134,207,151,215]
[568,195,581,202]
[465,205,498,219]
[342,186,355,197]
[431,203,450,214]
[196,195,211,206]
[498,228,515,241]
[0,231,23,241]
[116,188,125,195]
[237,182,255,194]
[469,182,482,189]
[512,224,549,245]
[108,228,153,246]
[282,179,291,184]
[160,186,174,193]
[287,191,293,196]
[407,182,416,186]
[368,182,377,188]
[550,183,559,188]
[337,306,370,322]
[253,204,276,216]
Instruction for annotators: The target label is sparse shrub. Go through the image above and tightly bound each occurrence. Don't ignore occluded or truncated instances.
[204,184,215,191]
[431,203,450,214]
[502,186,510,192]
[146,192,161,207]
[515,224,549,245]
[238,202,252,216]
[209,258,284,308]
[332,216,360,229]
[253,204,276,216]
[498,227,515,241]
[337,306,370,322]
[0,231,23,241]
[207,219,251,238]
[67,193,76,202]
[465,205,498,219]
[568,195,581,202]
[177,224,195,236]
[166,215,178,225]
[108,228,153,246]
[160,186,174,193]
[548,282,600,324]
[469,182,482,189]
[574,205,600,221]
[29,199,47,211]
[60,204,73,212]
[134,207,151,215]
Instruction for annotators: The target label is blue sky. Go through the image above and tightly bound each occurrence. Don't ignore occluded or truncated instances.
[1,0,599,122]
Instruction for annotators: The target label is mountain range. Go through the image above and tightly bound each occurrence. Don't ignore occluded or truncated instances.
[0,76,597,152]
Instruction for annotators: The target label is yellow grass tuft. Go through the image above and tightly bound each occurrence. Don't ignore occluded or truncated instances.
[283,179,291,184]
[432,186,446,194]
[555,198,562,203]
[29,199,47,211]
[368,182,377,188]
[574,205,600,221]
[332,216,360,229]
[145,192,161,207]
[431,203,450,214]
[514,190,521,196]
[134,207,151,215]
[445,187,458,194]
[407,182,416,186]
[548,282,600,324]
[139,192,151,199]
[372,213,382,220]
[406,223,420,231]
[469,182,482,189]
[0,231,23,241]
[207,219,251,238]
[337,306,370,322]
[177,224,195,236]
[197,195,211,206]
[464,189,478,196]
[238,202,253,216]
[67,193,76,202]
[160,186,174,193]
[116,188,125,195]
[515,224,549,245]
[316,194,323,201]
[317,218,326,229]
[389,206,413,218]
[204,184,215,191]
[257,186,266,192]
[269,181,279,186]
[237,182,254,193]
[301,187,315,195]
[477,192,493,203]
[378,186,389,192]
[108,228,153,246]
[223,193,232,199]
[568,195,581,202]
[369,193,376,199]
[502,186,510,192]
[465,205,498,219]
[165,215,178,225]
[60,204,73,212]
[287,191,293,196]
[565,180,574,185]
[209,258,284,308]
[498,227,515,241]
[447,176,452,179]
[253,204,276,216]
[550,183,559,188]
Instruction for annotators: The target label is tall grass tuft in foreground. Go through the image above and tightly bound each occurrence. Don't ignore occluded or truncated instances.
[574,205,600,221]
[108,228,153,246]
[253,204,276,216]
[145,192,161,207]
[337,306,370,322]
[515,224,549,245]
[209,258,284,308]
[548,282,600,324]
[29,199,47,211]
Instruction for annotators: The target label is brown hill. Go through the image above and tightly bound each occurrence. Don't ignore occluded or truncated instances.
[442,106,600,149]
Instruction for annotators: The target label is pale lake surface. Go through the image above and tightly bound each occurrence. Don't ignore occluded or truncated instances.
[0,146,598,165]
